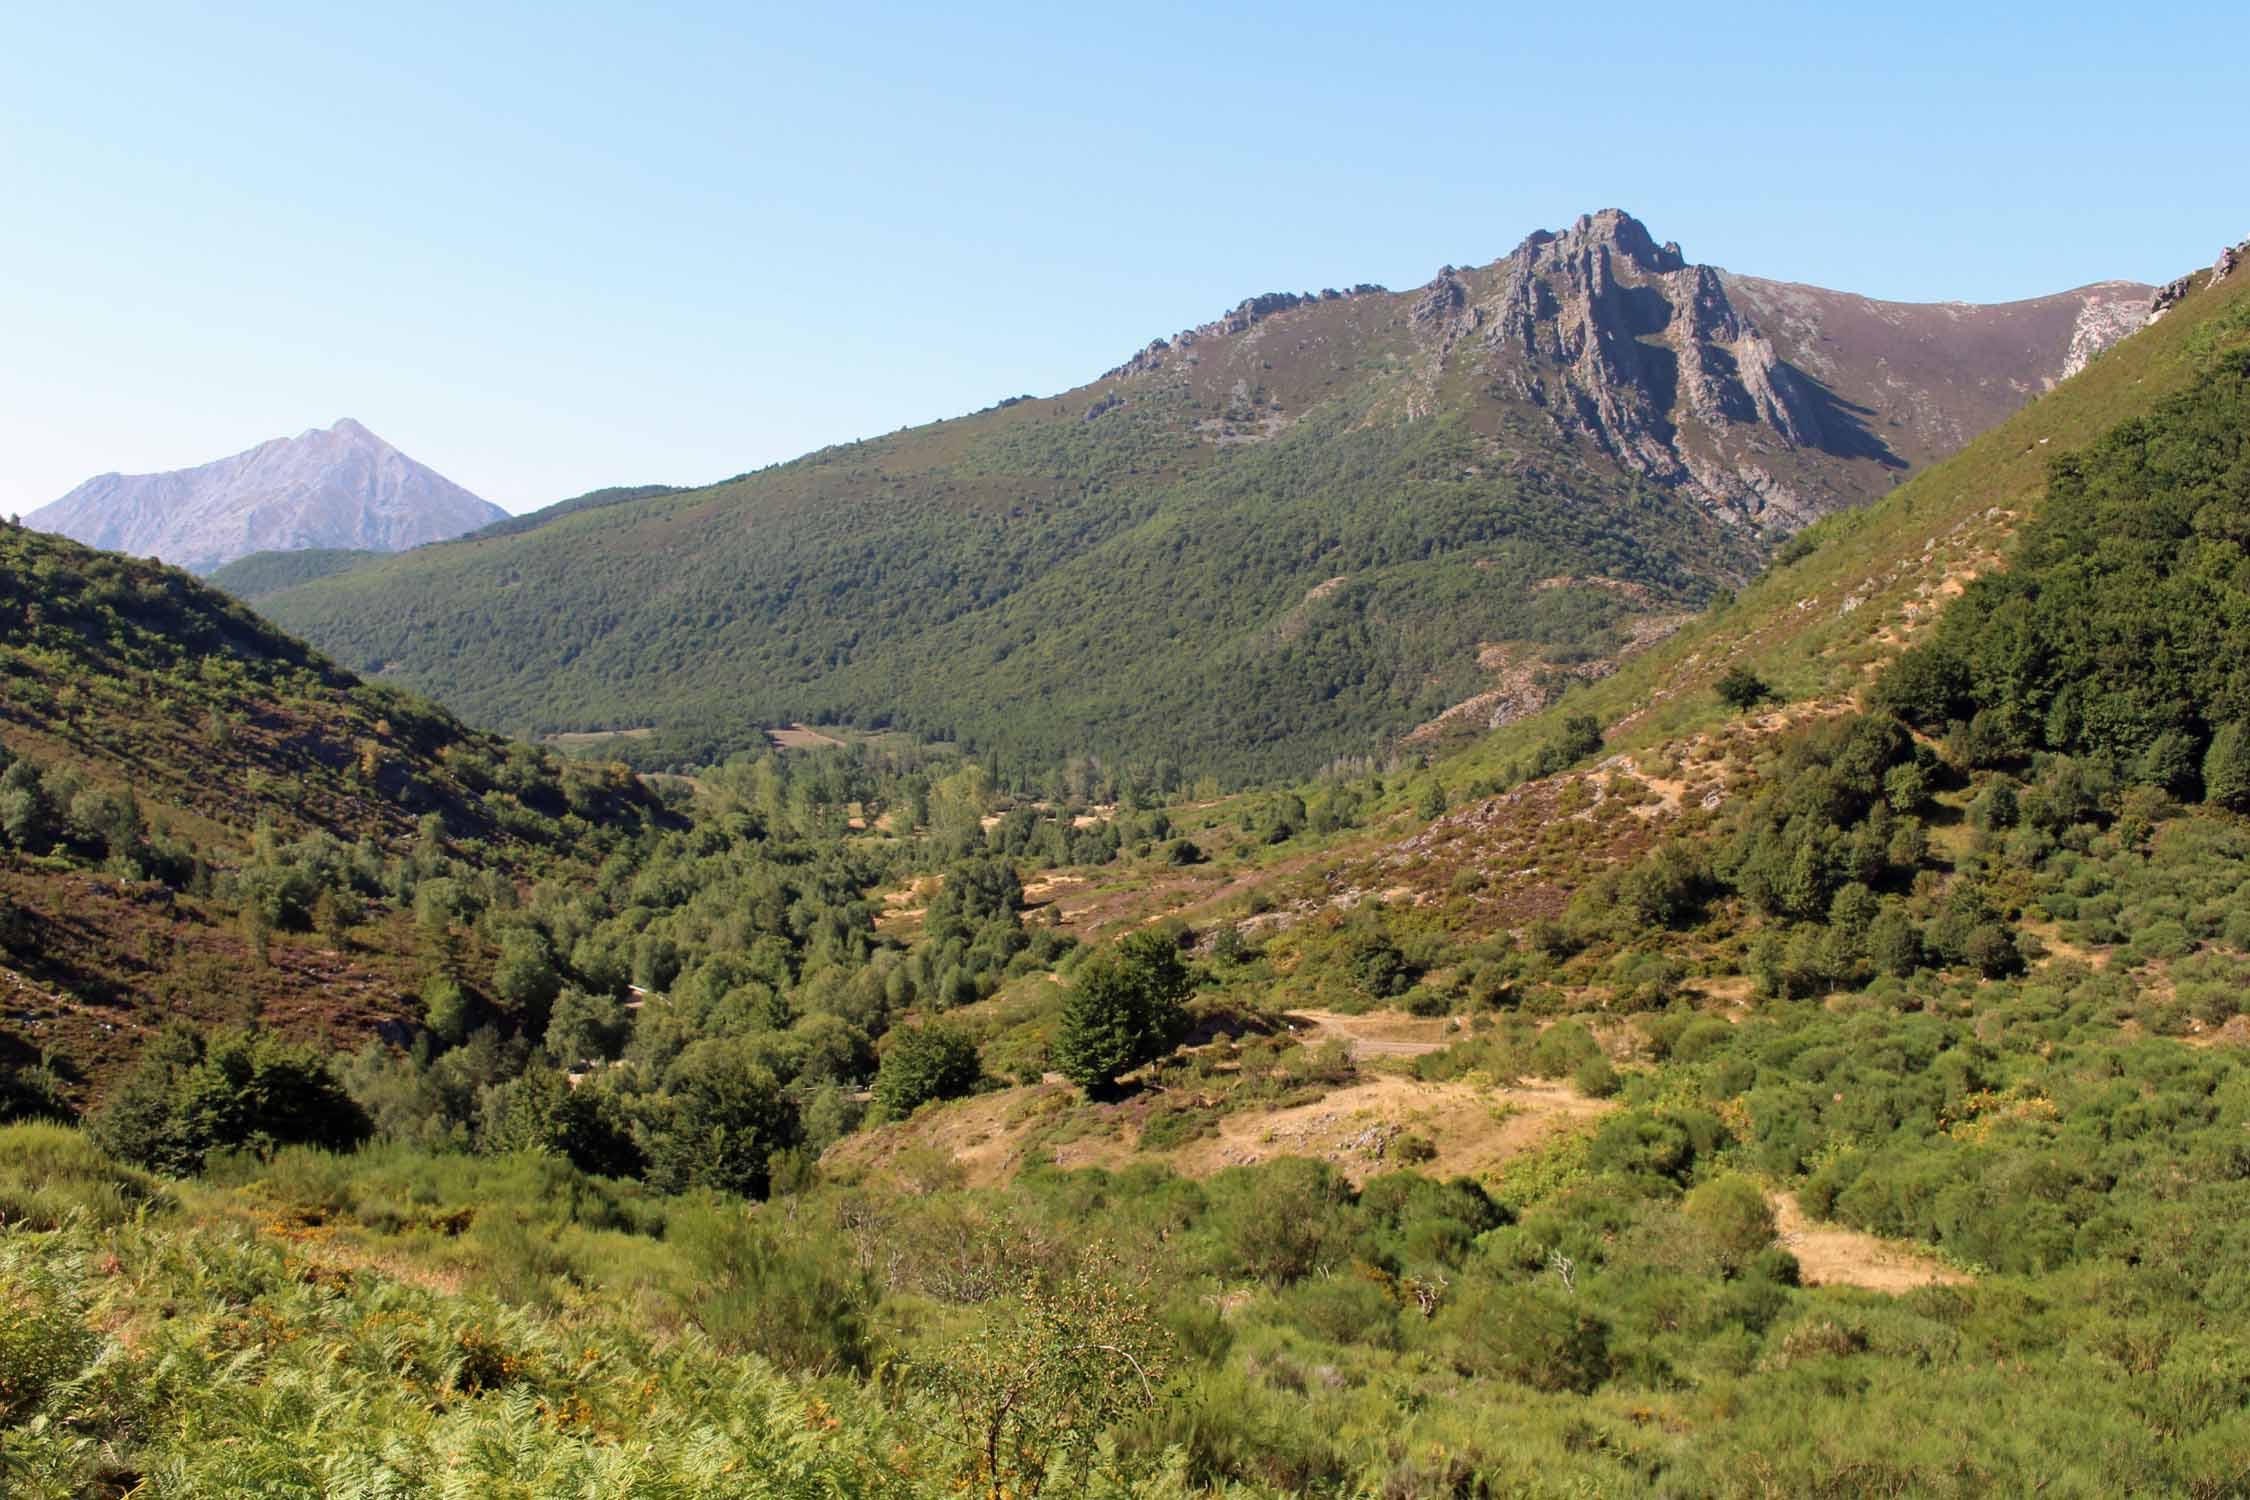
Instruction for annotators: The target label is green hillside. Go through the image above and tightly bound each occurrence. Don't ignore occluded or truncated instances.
[250,213,2133,784]
[9,275,2250,1492]
[206,546,383,600]
[257,382,1746,782]
[0,525,673,1100]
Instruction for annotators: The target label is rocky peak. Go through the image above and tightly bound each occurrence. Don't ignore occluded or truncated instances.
[1474,213,1834,523]
[27,419,506,572]
[1096,208,2154,531]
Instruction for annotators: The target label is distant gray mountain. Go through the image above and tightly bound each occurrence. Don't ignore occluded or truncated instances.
[26,418,506,572]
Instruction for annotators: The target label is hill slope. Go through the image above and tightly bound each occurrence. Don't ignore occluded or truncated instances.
[28,417,506,572]
[253,212,2150,781]
[0,524,663,1098]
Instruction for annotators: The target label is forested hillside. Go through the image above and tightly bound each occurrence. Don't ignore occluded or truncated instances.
[250,212,2146,782]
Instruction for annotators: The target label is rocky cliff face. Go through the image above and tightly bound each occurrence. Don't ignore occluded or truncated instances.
[27,419,505,572]
[1100,209,2153,531]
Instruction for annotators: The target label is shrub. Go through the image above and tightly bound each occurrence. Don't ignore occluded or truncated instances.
[1432,1279,1611,1393]
[1682,1172,1777,1273]
[672,1200,874,1375]
[873,1022,982,1119]
[1210,1159,1355,1284]
[1346,932,1413,999]
[1716,667,1774,711]
[89,1025,371,1174]
[1573,1054,1620,1099]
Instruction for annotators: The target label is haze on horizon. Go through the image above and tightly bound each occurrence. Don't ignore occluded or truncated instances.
[1,0,2241,517]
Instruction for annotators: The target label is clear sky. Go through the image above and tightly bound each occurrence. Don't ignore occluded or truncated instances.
[2,2,2242,515]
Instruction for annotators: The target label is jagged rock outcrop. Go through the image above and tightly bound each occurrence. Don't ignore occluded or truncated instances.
[28,419,505,573]
[1099,208,2150,529]
[1469,210,1839,524]
[2152,237,2250,324]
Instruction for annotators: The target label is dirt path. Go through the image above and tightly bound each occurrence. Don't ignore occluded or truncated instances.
[1282,1009,1455,1059]
[1772,1192,1967,1293]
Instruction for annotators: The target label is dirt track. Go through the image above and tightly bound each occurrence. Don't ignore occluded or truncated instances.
[1283,1009,1454,1059]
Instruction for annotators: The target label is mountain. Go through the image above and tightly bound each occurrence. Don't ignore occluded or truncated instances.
[26,417,507,573]
[250,212,2152,782]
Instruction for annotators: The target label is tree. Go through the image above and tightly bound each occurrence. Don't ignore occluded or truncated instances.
[636,1038,796,1198]
[542,985,626,1065]
[872,1022,981,1118]
[478,1065,641,1176]
[89,1025,370,1174]
[1715,667,1774,711]
[2207,721,2250,812]
[422,974,477,1046]
[919,1257,1172,1500]
[492,928,562,1033]
[1052,932,1192,1095]
[1346,932,1412,999]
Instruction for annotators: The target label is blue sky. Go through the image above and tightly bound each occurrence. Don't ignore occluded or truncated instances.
[2,2,2242,515]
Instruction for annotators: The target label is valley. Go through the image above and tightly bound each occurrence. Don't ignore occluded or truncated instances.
[6,206,2250,1498]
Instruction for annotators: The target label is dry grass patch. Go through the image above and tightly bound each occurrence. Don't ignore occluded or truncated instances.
[1772,1191,1968,1293]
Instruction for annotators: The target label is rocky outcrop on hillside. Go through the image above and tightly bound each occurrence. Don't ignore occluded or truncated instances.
[2150,236,2250,323]
[1462,210,1845,525]
[1099,208,2154,531]
[1104,284,1390,379]
[28,419,505,572]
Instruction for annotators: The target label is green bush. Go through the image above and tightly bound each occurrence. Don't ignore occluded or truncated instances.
[671,1199,874,1374]
[1681,1172,1777,1273]
[88,1025,371,1175]
[872,1022,982,1119]
[1432,1279,1610,1393]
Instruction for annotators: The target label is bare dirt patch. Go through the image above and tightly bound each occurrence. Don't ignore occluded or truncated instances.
[543,727,654,746]
[1172,1074,1615,1184]
[1284,1009,1458,1058]
[825,1069,1616,1191]
[767,723,846,751]
[824,1084,1080,1189]
[1772,1192,1967,1293]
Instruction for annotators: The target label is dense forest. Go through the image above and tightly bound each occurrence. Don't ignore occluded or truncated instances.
[255,371,1754,784]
